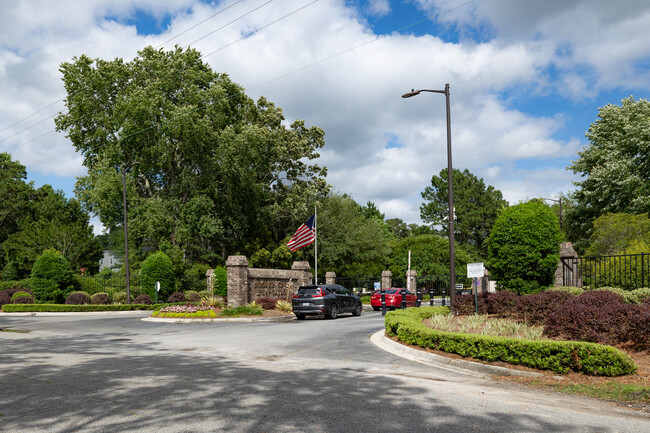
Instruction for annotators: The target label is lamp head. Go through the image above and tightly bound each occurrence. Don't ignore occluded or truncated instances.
[402,89,420,98]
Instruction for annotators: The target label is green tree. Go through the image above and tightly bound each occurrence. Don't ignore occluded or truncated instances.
[3,185,102,276]
[55,46,328,265]
[585,213,650,256]
[298,194,391,276]
[568,97,650,250]
[31,248,76,303]
[389,234,479,279]
[421,168,507,256]
[488,200,562,294]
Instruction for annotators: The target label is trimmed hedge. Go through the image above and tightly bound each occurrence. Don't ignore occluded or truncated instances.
[2,304,158,312]
[385,306,637,376]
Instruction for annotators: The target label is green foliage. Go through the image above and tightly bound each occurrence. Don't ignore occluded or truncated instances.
[30,248,76,303]
[140,251,175,300]
[306,194,391,276]
[568,97,650,249]
[213,266,227,297]
[585,213,650,256]
[624,287,650,304]
[421,168,507,256]
[55,46,328,265]
[181,263,211,292]
[11,291,33,303]
[488,200,562,294]
[2,262,20,281]
[219,305,263,316]
[2,303,158,312]
[112,291,127,304]
[389,234,480,278]
[385,307,637,376]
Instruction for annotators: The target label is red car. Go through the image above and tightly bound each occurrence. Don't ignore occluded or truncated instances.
[370,288,417,311]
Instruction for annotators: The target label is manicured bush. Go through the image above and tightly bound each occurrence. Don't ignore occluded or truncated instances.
[134,294,153,305]
[31,249,76,303]
[385,307,637,376]
[167,292,186,303]
[623,287,650,304]
[513,290,572,325]
[198,290,211,298]
[0,289,11,306]
[485,290,519,315]
[11,291,33,304]
[220,305,263,317]
[65,291,91,305]
[91,292,111,305]
[2,304,159,312]
[544,290,632,346]
[112,291,127,304]
[488,201,562,294]
[140,251,175,300]
[1,286,33,306]
[451,293,487,315]
[185,290,200,302]
[256,297,282,310]
[213,266,227,297]
[623,303,650,349]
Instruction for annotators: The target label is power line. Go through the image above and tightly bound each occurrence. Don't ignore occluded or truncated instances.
[186,0,274,49]
[156,0,245,49]
[1,0,255,138]
[4,0,475,155]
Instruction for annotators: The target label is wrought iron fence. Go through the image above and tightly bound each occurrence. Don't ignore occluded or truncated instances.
[561,252,649,290]
[335,276,380,293]
[77,274,143,297]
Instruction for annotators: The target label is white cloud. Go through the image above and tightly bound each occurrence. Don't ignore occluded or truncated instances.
[1,0,648,228]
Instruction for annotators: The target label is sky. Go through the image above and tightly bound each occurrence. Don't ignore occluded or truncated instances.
[2,0,650,235]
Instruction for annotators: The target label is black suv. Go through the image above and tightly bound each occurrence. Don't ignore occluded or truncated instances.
[292,284,362,320]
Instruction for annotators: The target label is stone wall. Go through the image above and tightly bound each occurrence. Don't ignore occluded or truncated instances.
[225,256,312,307]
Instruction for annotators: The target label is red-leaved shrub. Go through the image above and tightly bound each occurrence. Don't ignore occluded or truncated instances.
[485,290,520,315]
[167,292,186,303]
[65,291,91,305]
[451,293,487,315]
[256,297,281,310]
[91,293,110,305]
[544,290,631,345]
[134,294,153,305]
[513,290,572,325]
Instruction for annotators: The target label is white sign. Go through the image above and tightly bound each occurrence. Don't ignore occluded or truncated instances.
[467,262,484,279]
[155,281,160,292]
[374,282,381,290]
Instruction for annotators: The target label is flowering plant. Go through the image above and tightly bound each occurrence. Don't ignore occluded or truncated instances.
[159,303,214,314]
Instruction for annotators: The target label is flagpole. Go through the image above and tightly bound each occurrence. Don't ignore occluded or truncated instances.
[314,206,318,285]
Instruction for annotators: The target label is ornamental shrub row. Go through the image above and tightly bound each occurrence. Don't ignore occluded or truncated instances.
[385,307,637,376]
[451,289,650,349]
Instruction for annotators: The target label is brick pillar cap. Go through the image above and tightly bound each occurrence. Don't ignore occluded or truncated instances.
[226,255,249,267]
[381,270,392,277]
[291,261,311,271]
[206,269,214,276]
[325,271,336,277]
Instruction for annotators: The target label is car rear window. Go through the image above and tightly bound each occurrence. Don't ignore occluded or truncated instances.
[297,287,319,295]
[373,289,398,294]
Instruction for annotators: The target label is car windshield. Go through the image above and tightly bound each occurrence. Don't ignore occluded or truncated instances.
[297,287,320,295]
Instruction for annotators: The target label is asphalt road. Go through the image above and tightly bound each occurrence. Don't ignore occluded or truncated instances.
[1,310,648,432]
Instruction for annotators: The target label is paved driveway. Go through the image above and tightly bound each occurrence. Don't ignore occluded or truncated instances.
[1,311,648,432]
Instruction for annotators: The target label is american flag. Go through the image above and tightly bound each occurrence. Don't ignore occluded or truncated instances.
[287,214,316,251]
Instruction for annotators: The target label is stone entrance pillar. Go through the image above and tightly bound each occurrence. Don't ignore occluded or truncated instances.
[381,270,392,289]
[325,271,336,285]
[226,255,249,307]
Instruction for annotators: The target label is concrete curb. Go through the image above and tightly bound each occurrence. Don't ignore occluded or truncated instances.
[0,310,152,317]
[370,329,544,378]
[141,315,296,324]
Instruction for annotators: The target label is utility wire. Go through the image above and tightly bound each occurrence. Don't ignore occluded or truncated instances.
[156,0,244,49]
[1,0,254,138]
[186,0,274,49]
[4,0,474,154]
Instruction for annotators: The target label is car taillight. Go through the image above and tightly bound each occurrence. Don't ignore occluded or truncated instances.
[293,290,300,298]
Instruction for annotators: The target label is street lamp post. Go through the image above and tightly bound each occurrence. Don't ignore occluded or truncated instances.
[402,83,456,305]
[121,161,140,304]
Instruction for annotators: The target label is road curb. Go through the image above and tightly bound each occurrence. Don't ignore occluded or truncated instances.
[141,315,296,323]
[370,329,544,378]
